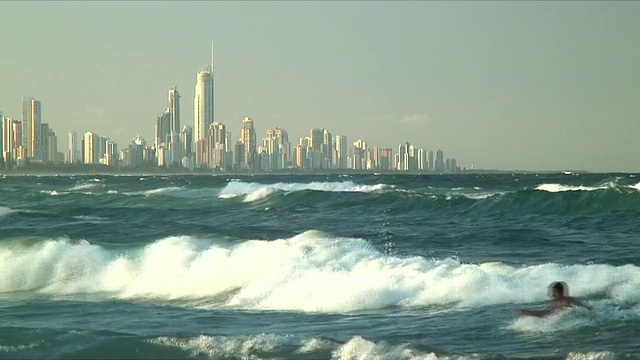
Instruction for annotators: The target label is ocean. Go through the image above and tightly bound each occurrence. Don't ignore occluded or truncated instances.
[0,173,639,360]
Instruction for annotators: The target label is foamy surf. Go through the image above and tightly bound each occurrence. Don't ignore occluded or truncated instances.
[149,334,477,360]
[1,231,640,315]
[565,352,618,360]
[218,180,391,202]
[535,183,608,192]
[509,301,640,335]
[125,187,185,196]
[0,206,16,218]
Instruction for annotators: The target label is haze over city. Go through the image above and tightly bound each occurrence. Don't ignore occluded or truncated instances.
[1,1,638,172]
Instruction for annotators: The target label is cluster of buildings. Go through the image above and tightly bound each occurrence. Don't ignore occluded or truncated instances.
[1,99,65,167]
[1,46,459,173]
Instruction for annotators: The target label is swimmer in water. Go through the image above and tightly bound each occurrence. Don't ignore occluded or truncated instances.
[518,281,592,317]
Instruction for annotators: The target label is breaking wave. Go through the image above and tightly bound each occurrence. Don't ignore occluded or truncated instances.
[0,231,639,316]
[217,181,390,202]
[149,334,477,360]
[0,206,17,218]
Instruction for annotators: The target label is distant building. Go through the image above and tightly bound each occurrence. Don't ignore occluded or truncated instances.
[435,149,445,172]
[22,97,43,161]
[334,135,348,170]
[263,127,290,170]
[2,116,14,163]
[241,117,256,168]
[155,111,171,149]
[83,132,99,164]
[193,50,214,142]
[167,87,180,135]
[68,130,80,164]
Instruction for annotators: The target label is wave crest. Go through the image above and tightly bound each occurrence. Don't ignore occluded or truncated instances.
[218,181,390,202]
[1,231,640,315]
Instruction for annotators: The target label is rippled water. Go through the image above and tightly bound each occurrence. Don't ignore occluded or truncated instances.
[0,173,639,359]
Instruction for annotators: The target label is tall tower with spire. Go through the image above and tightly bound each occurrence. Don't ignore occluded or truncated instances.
[167,87,180,135]
[193,42,215,143]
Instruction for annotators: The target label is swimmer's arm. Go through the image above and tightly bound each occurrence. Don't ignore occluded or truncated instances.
[517,309,554,317]
[572,298,592,310]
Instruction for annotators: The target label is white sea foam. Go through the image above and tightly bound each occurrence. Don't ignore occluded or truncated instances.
[149,334,296,359]
[1,231,640,315]
[333,336,477,360]
[0,342,40,352]
[218,181,390,202]
[125,187,184,196]
[535,183,607,192]
[40,190,68,196]
[565,351,617,360]
[0,206,16,218]
[537,182,640,193]
[69,182,102,191]
[72,215,108,222]
[629,182,640,191]
[458,192,504,200]
[149,334,476,360]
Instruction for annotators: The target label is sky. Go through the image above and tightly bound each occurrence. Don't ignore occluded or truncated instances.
[0,1,638,172]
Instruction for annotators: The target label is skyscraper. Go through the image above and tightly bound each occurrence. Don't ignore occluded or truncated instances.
[435,149,445,172]
[323,129,332,168]
[83,132,98,164]
[209,121,227,169]
[262,127,290,170]
[68,130,78,164]
[22,97,42,160]
[155,111,171,148]
[241,117,256,168]
[2,116,12,163]
[193,46,214,142]
[309,128,324,152]
[334,135,347,169]
[167,87,180,135]
[180,125,193,160]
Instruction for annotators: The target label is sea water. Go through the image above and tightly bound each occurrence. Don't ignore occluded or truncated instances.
[0,173,639,359]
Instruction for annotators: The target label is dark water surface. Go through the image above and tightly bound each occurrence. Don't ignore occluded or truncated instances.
[1,173,639,359]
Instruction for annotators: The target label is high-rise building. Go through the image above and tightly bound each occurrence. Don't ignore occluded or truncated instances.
[102,140,118,166]
[193,46,214,142]
[209,121,227,169]
[263,127,289,170]
[417,149,426,171]
[241,117,256,168]
[234,140,245,167]
[397,143,407,171]
[427,150,434,171]
[194,138,208,168]
[68,130,79,164]
[2,116,14,163]
[446,158,457,173]
[435,149,445,172]
[380,148,393,171]
[167,87,180,135]
[46,127,59,164]
[323,129,332,168]
[309,128,323,152]
[83,132,99,164]
[353,139,368,170]
[22,97,42,160]
[40,123,53,163]
[180,125,193,160]
[155,111,171,148]
[334,135,347,169]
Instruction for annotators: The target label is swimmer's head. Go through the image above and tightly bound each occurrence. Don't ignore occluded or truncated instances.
[549,281,568,299]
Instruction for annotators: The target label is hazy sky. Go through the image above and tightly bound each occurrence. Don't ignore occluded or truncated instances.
[1,1,638,171]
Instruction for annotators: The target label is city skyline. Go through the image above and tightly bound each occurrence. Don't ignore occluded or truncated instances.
[1,2,639,172]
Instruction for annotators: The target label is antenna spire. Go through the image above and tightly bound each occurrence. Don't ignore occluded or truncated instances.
[211,40,214,73]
